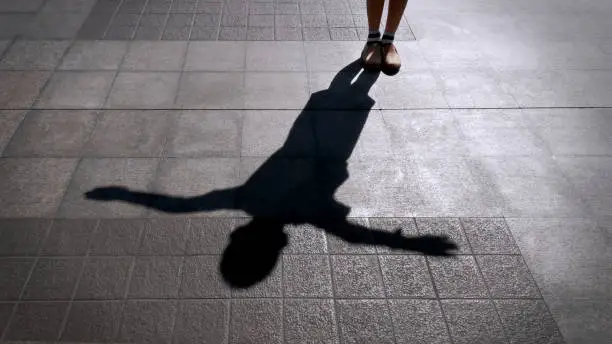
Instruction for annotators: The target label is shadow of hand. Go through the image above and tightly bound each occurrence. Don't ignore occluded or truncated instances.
[387,230,458,256]
[85,186,130,201]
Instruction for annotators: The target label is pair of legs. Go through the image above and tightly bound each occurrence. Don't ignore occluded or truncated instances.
[361,0,408,75]
[367,0,408,36]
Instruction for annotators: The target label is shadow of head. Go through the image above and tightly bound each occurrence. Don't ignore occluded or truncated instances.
[220,218,287,288]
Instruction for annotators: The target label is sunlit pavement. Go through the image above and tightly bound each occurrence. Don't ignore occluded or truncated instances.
[0,0,611,343]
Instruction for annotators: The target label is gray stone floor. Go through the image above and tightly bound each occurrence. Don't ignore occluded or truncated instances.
[1,0,612,343]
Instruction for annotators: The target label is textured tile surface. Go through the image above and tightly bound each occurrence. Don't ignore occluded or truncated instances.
[1,1,609,342]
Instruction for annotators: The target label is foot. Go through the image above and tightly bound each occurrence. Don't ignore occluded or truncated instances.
[381,43,401,75]
[360,42,382,71]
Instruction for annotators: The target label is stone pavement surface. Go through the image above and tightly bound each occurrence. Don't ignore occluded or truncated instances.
[0,0,612,343]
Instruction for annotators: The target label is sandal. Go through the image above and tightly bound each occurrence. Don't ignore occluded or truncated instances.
[360,42,382,71]
[381,43,401,76]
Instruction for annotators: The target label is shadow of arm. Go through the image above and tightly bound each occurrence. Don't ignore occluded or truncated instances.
[85,186,236,214]
[317,219,457,256]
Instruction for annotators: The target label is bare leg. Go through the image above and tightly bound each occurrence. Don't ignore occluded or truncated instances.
[380,0,407,75]
[383,0,407,34]
[367,0,385,30]
[362,0,386,70]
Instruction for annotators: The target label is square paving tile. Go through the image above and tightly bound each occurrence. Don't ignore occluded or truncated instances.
[60,40,128,70]
[0,40,70,70]
[85,110,173,157]
[428,256,488,298]
[3,110,98,157]
[175,72,245,109]
[241,110,315,157]
[415,217,471,254]
[381,109,468,157]
[479,156,587,217]
[4,301,69,342]
[122,41,188,71]
[303,27,332,41]
[305,42,361,71]
[75,257,132,299]
[25,10,89,39]
[230,299,283,344]
[0,219,52,256]
[246,41,306,71]
[389,299,451,344]
[89,219,146,255]
[40,219,98,256]
[0,0,45,12]
[245,72,309,109]
[337,299,394,344]
[284,223,328,254]
[22,257,83,300]
[35,71,115,109]
[162,25,192,40]
[249,14,274,27]
[0,158,77,217]
[301,14,327,27]
[379,255,436,297]
[61,301,123,342]
[58,158,158,218]
[434,68,518,108]
[276,26,303,40]
[442,299,505,344]
[461,218,520,254]
[153,158,239,202]
[556,156,612,216]
[476,255,540,298]
[106,72,181,108]
[285,299,339,344]
[495,299,565,344]
[523,108,612,156]
[135,25,165,40]
[0,110,26,156]
[184,41,246,71]
[373,70,448,109]
[190,25,219,40]
[247,25,274,40]
[330,28,359,40]
[0,71,51,108]
[230,254,283,298]
[117,300,178,344]
[411,156,507,217]
[283,254,333,297]
[325,218,376,254]
[0,302,15,338]
[499,69,612,107]
[368,217,419,253]
[0,258,35,300]
[331,255,384,298]
[185,218,234,254]
[219,26,247,40]
[138,218,190,255]
[453,109,548,157]
[180,255,231,298]
[166,110,241,157]
[507,217,611,300]
[129,256,183,298]
[173,300,230,344]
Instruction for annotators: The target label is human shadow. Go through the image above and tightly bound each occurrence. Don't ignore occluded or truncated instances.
[85,60,457,288]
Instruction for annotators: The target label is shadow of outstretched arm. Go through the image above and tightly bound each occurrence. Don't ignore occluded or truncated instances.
[85,186,236,214]
[316,218,457,256]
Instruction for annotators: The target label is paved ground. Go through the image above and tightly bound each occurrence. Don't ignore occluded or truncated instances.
[0,0,611,343]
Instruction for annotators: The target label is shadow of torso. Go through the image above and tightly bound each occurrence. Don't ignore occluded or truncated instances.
[236,67,377,222]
